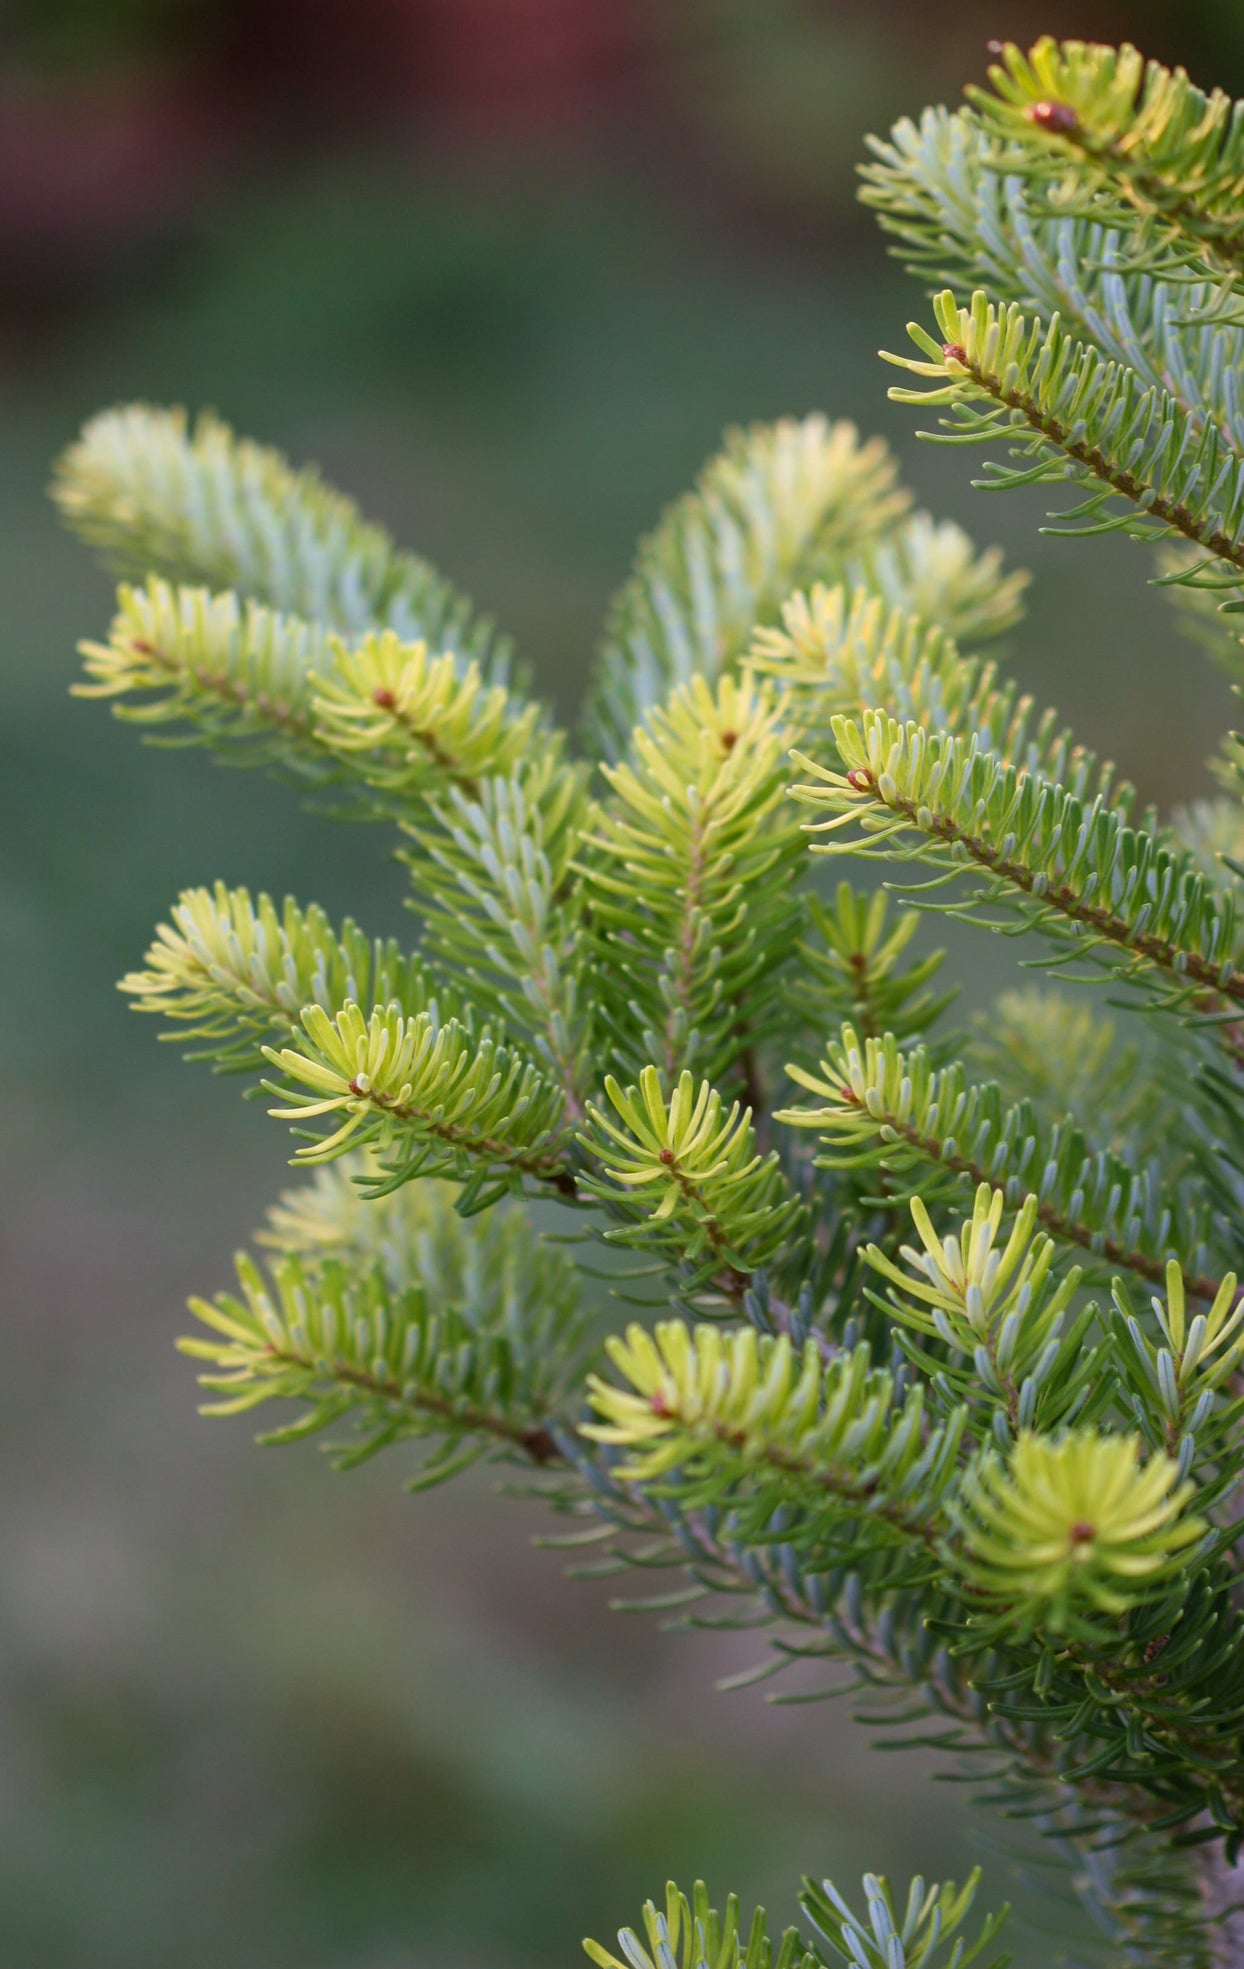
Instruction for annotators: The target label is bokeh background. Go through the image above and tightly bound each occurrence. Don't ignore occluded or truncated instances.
[3,3,1242,1964]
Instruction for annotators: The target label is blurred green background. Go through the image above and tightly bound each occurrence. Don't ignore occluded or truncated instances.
[2,3,1241,1964]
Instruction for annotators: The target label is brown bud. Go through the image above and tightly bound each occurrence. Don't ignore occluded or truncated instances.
[658,1147,676,1166]
[1069,1519,1096,1546]
[941,342,969,366]
[1028,100,1079,135]
[372,686,397,710]
[719,729,738,752]
[348,1076,366,1096]
[846,769,873,792]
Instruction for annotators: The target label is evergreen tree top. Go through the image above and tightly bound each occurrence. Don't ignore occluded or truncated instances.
[57,35,1244,1969]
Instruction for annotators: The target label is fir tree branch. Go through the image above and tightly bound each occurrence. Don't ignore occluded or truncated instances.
[779,1025,1227,1304]
[751,580,1127,812]
[586,416,1027,764]
[184,1176,590,1482]
[1109,1262,1244,1473]
[583,1320,959,1558]
[581,672,805,1090]
[862,105,1244,464]
[75,577,338,778]
[76,579,540,809]
[792,713,1244,1031]
[54,405,512,680]
[56,59,1244,1958]
[969,38,1244,291]
[865,1186,1095,1441]
[403,749,593,1116]
[792,884,953,1055]
[585,415,911,761]
[886,292,1244,590]
[263,1003,576,1206]
[586,1872,1010,1969]
[119,882,466,1075]
[310,630,541,800]
[799,1869,1009,1969]
[585,1878,823,1969]
[579,1067,805,1297]
[837,511,1028,646]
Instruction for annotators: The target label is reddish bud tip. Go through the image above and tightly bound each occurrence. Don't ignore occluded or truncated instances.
[348,1077,365,1096]
[1029,100,1078,135]
[372,687,397,710]
[650,1392,673,1418]
[658,1147,676,1166]
[719,729,738,751]
[941,342,969,366]
[1069,1519,1096,1546]
[846,769,873,792]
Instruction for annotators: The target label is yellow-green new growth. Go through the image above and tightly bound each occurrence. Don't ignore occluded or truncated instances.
[777,1020,1221,1309]
[263,1002,571,1201]
[886,286,1244,594]
[961,1429,1204,1633]
[1112,1261,1244,1471]
[585,1872,1010,1969]
[579,1067,802,1285]
[120,881,456,1072]
[969,37,1244,288]
[1153,1261,1244,1379]
[56,42,1244,1960]
[789,711,1243,1020]
[310,628,540,796]
[801,1868,1009,1969]
[584,1321,832,1481]
[583,1320,961,1550]
[869,1185,1079,1351]
[750,581,1022,756]
[585,413,910,758]
[75,576,336,769]
[182,1197,586,1483]
[582,670,806,1086]
[54,403,507,672]
[864,1188,1092,1436]
[584,1879,818,1969]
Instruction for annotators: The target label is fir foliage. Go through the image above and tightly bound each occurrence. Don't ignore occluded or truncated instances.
[780,1024,1226,1299]
[580,1067,805,1295]
[584,1873,1009,1969]
[791,712,1244,1045]
[60,32,1244,1969]
[263,1002,573,1206]
[55,405,510,675]
[583,1880,818,1969]
[581,672,805,1088]
[184,1167,587,1481]
[75,577,338,777]
[957,1429,1203,1637]
[120,882,465,1074]
[967,39,1244,290]
[583,417,1022,763]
